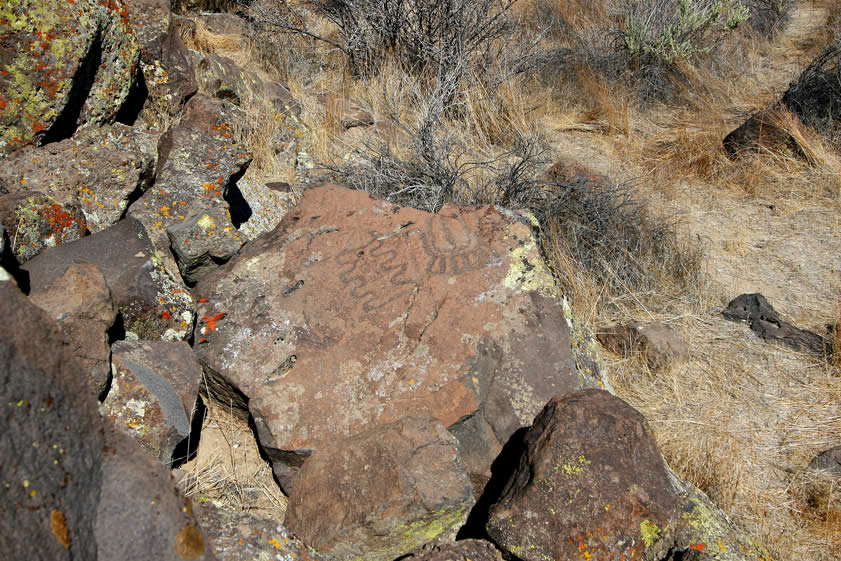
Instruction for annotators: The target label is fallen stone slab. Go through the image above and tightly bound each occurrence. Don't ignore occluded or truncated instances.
[723,108,807,160]
[193,184,602,490]
[29,262,117,399]
[597,321,689,371]
[0,125,156,232]
[722,293,830,357]
[102,340,204,465]
[286,416,474,561]
[0,0,140,154]
[22,217,194,341]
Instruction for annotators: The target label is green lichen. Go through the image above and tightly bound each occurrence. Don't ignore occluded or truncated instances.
[679,493,772,560]
[502,238,560,298]
[641,519,661,548]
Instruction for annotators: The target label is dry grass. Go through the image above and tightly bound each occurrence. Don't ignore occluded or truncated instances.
[178,402,288,520]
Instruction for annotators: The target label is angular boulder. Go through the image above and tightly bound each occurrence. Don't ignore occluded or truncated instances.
[126,0,198,128]
[193,184,599,488]
[722,108,806,160]
[597,322,689,371]
[486,390,683,561]
[29,262,117,399]
[286,417,474,561]
[22,217,194,340]
[190,51,298,116]
[102,340,204,465]
[0,0,140,154]
[96,425,216,561]
[0,191,88,263]
[810,446,841,477]
[0,273,103,560]
[167,201,245,285]
[234,176,295,240]
[128,95,250,279]
[0,124,156,232]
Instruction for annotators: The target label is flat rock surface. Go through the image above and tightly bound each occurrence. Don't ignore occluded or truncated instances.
[286,416,474,561]
[194,185,594,486]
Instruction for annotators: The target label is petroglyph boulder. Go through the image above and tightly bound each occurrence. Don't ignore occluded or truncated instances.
[102,340,203,465]
[193,184,601,490]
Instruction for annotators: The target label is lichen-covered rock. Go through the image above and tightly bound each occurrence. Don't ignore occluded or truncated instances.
[0,191,87,263]
[0,124,156,232]
[126,0,198,129]
[22,217,194,341]
[96,425,216,561]
[29,262,117,399]
[0,273,104,561]
[167,201,245,285]
[193,184,602,489]
[486,390,772,561]
[195,503,333,561]
[487,390,683,561]
[102,340,203,465]
[233,176,295,240]
[189,50,299,116]
[0,0,140,154]
[286,417,474,561]
[127,95,251,279]
[399,540,504,561]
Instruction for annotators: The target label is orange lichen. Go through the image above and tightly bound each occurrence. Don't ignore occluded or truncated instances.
[203,312,225,333]
[50,509,70,549]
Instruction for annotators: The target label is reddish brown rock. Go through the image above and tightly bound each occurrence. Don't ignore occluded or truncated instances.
[0,273,104,561]
[486,390,683,561]
[0,0,140,154]
[22,217,194,341]
[102,340,204,465]
[597,322,689,371]
[193,184,599,489]
[286,417,474,561]
[0,192,88,263]
[0,125,156,232]
[29,262,117,399]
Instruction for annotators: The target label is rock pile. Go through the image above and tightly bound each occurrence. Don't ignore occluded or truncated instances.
[0,1,784,560]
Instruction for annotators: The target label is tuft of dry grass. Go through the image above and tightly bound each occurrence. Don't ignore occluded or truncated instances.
[178,402,287,520]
